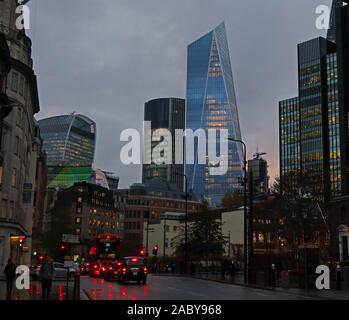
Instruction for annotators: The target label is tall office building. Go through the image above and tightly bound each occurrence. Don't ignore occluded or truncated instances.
[248,154,269,197]
[327,0,344,43]
[38,114,96,167]
[279,97,300,197]
[279,38,339,201]
[142,98,185,190]
[185,22,244,205]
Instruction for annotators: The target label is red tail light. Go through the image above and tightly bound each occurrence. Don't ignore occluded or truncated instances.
[109,267,113,271]
[122,268,127,274]
[102,267,106,272]
[144,267,148,274]
[94,265,98,269]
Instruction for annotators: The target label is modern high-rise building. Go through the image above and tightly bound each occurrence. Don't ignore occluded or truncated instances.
[327,0,344,43]
[185,22,244,205]
[279,38,340,201]
[142,98,185,190]
[279,1,349,263]
[248,153,269,197]
[38,114,96,167]
[279,97,300,197]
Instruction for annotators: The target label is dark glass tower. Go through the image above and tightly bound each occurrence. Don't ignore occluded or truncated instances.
[279,97,300,197]
[279,37,339,201]
[38,114,96,167]
[142,98,185,189]
[327,0,344,43]
[185,22,244,205]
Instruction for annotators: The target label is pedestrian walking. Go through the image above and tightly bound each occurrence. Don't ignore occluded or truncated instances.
[39,255,54,300]
[3,259,16,300]
[229,260,236,281]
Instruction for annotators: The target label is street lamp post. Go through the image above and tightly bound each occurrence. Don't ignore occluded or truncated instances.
[145,204,151,257]
[228,137,248,285]
[175,172,188,274]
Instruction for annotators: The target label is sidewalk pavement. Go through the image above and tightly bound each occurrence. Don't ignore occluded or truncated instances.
[0,280,76,300]
[191,272,349,300]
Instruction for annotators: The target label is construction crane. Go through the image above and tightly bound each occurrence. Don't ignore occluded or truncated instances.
[253,152,267,160]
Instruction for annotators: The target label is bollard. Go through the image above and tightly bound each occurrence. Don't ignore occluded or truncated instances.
[271,264,276,288]
[336,266,342,291]
[73,271,81,300]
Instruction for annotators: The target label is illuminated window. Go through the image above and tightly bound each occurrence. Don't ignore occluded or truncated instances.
[258,233,265,243]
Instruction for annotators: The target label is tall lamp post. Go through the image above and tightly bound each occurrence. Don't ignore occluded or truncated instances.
[175,172,188,274]
[228,137,248,285]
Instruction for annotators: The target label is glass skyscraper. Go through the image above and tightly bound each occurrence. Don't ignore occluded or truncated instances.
[185,22,244,205]
[279,97,300,197]
[279,37,341,201]
[142,98,185,190]
[38,114,96,167]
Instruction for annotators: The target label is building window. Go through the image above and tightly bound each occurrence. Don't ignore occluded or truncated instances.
[0,166,3,186]
[75,217,81,224]
[11,169,17,188]
[19,76,24,96]
[15,136,20,156]
[77,197,82,203]
[75,228,81,235]
[258,233,265,243]
[11,72,18,92]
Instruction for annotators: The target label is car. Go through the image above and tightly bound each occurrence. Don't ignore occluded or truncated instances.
[80,262,91,275]
[31,262,76,281]
[115,257,148,284]
[103,261,121,281]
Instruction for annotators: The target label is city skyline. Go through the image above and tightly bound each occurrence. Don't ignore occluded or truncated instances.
[28,0,332,188]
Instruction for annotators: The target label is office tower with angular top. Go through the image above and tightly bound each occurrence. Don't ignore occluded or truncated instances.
[185,22,244,205]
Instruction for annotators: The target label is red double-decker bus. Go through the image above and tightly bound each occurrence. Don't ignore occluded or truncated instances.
[88,234,121,277]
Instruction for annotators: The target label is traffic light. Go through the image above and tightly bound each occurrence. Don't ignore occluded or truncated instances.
[60,244,67,254]
[152,245,159,256]
[18,236,25,248]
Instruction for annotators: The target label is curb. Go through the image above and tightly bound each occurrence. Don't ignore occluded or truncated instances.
[190,275,343,300]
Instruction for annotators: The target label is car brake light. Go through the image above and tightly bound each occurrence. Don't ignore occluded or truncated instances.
[122,268,126,274]
[94,265,98,269]
[144,267,148,274]
[102,267,106,272]
[131,258,138,263]
[109,267,113,271]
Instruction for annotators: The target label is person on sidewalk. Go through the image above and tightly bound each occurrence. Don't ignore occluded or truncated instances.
[39,255,54,300]
[3,259,16,300]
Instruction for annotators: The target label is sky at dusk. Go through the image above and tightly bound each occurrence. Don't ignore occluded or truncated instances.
[26,0,332,188]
